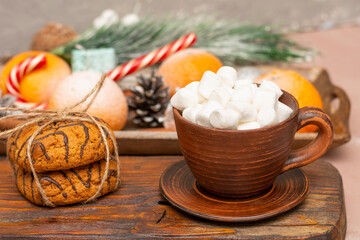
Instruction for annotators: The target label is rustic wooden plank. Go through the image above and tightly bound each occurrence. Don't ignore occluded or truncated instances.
[0,156,346,239]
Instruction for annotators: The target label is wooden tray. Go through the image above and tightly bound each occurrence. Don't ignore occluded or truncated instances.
[116,66,351,154]
[0,156,346,239]
[0,66,351,155]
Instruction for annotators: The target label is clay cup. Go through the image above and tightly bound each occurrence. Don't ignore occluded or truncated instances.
[173,90,334,198]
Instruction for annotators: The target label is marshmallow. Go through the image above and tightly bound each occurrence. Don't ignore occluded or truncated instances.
[196,101,223,127]
[182,104,203,123]
[231,86,253,103]
[198,71,221,99]
[185,81,199,93]
[250,84,259,95]
[185,81,206,103]
[234,79,253,89]
[257,107,278,127]
[170,88,199,111]
[227,101,257,122]
[237,121,260,130]
[277,102,293,122]
[259,80,283,99]
[210,109,239,130]
[252,88,277,111]
[209,87,232,107]
[217,66,237,88]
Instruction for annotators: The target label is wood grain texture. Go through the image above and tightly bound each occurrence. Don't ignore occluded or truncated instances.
[0,155,346,239]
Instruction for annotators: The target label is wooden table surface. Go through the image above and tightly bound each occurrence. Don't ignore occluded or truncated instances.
[0,155,345,239]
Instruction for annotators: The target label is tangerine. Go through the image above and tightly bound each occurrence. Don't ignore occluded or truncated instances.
[0,51,71,103]
[158,48,222,95]
[256,70,323,133]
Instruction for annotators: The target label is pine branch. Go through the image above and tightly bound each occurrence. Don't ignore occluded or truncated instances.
[51,16,314,66]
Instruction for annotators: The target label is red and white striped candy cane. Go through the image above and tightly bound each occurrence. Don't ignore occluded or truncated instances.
[107,32,197,81]
[6,54,48,109]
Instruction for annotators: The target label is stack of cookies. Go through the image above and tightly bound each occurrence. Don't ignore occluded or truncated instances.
[7,119,119,206]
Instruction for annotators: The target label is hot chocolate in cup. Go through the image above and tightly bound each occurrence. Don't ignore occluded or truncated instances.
[173,90,334,198]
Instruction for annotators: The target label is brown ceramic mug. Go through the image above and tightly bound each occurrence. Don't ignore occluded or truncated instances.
[173,90,334,198]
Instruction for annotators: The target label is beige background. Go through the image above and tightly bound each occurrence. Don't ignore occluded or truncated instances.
[1,0,360,55]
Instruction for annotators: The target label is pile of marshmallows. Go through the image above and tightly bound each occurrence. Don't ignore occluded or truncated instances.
[170,66,293,130]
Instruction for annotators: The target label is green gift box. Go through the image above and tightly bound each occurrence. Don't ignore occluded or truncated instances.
[71,48,116,73]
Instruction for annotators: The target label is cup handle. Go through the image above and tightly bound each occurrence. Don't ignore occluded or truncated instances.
[280,107,334,173]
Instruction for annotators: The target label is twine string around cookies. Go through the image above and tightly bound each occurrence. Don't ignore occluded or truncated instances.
[0,74,120,207]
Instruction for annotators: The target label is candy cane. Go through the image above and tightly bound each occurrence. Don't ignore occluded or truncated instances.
[6,54,48,109]
[5,33,197,109]
[107,32,197,81]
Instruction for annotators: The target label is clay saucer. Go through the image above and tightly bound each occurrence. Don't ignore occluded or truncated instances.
[159,160,309,222]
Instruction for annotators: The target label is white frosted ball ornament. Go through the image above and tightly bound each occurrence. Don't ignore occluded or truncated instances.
[170,88,199,111]
[93,9,119,29]
[198,71,221,99]
[121,13,140,26]
[48,71,128,130]
[217,66,237,88]
[209,109,239,130]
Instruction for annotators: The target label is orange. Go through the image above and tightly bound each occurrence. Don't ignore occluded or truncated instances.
[256,70,323,133]
[0,51,71,103]
[48,71,128,131]
[158,48,222,95]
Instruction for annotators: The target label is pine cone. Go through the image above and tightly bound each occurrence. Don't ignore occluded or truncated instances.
[127,72,169,128]
[0,90,19,117]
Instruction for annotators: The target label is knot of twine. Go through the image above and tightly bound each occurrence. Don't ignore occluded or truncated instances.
[0,74,120,207]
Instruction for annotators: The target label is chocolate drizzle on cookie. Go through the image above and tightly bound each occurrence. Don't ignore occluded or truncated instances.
[70,164,92,188]
[35,131,69,162]
[32,142,50,160]
[10,121,109,172]
[17,160,117,205]
[30,174,35,203]
[15,131,69,165]
[40,176,63,191]
[98,162,101,182]
[22,169,26,197]
[9,128,23,160]
[60,170,77,194]
[49,122,89,159]
[107,170,116,189]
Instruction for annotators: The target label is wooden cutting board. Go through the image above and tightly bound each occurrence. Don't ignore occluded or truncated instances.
[0,156,346,239]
